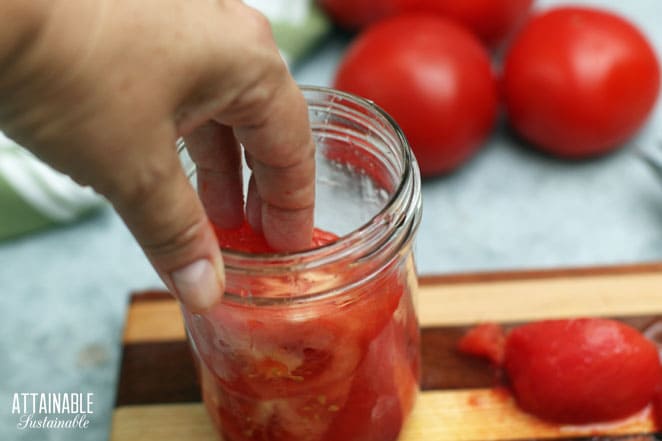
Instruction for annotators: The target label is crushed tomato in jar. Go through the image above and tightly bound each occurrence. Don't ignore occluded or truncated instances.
[184,222,420,441]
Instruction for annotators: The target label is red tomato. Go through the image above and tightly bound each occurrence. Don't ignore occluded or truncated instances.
[504,318,661,424]
[334,14,498,176]
[402,0,534,47]
[502,7,660,158]
[457,322,506,365]
[318,0,533,47]
[653,381,662,429]
[317,0,401,30]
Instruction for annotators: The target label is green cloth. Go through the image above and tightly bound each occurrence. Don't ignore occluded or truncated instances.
[246,0,331,64]
[0,138,103,240]
[274,7,330,63]
[0,171,54,238]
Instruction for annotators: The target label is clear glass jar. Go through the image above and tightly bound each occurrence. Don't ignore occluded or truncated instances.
[180,86,422,441]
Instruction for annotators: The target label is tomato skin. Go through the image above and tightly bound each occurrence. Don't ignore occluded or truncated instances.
[652,380,662,429]
[318,0,533,47]
[334,14,498,176]
[317,0,401,30]
[457,322,506,365]
[502,7,660,158]
[504,318,661,424]
[403,0,534,47]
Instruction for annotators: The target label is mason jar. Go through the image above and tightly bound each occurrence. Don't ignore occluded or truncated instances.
[179,86,422,441]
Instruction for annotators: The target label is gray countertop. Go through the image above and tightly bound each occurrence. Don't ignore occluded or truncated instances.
[1,0,661,440]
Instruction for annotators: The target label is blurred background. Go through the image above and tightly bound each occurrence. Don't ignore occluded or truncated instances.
[0,0,661,440]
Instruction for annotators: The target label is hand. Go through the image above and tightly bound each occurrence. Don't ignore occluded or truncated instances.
[0,0,315,311]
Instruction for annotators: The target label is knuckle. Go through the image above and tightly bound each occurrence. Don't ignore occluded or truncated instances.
[105,160,175,210]
[242,6,274,44]
[275,139,315,171]
[254,157,316,210]
[141,216,207,261]
[225,73,282,126]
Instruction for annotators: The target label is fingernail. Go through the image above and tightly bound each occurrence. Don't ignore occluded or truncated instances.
[171,259,224,311]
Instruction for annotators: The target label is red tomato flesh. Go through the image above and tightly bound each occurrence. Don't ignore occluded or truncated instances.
[457,322,506,365]
[652,381,662,429]
[504,318,661,424]
[215,221,337,253]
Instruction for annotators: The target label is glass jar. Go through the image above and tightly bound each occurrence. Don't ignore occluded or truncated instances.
[180,86,422,441]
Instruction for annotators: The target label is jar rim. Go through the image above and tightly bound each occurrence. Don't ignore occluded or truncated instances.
[179,85,420,274]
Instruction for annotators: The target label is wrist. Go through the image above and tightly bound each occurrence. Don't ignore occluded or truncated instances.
[0,0,101,143]
[0,1,53,78]
[0,1,58,138]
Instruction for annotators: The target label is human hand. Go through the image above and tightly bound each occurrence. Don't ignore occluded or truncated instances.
[0,0,315,311]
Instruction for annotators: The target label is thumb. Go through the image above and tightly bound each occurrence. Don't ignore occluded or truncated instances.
[110,145,224,312]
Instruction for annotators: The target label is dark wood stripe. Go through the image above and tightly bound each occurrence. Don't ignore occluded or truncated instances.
[116,341,201,406]
[420,326,499,391]
[129,290,173,303]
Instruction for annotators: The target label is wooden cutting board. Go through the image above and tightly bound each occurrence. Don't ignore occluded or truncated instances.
[111,263,662,441]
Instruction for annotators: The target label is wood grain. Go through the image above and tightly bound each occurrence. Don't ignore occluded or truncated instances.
[123,298,185,343]
[112,404,217,441]
[407,389,655,441]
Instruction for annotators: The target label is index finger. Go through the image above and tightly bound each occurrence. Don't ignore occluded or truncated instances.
[231,77,315,251]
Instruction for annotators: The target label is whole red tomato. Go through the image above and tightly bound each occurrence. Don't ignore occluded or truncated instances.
[502,7,660,158]
[504,318,661,424]
[334,14,498,176]
[317,0,400,30]
[318,0,534,47]
[403,0,534,47]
